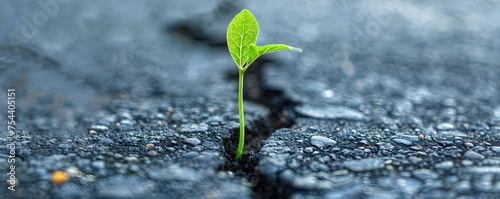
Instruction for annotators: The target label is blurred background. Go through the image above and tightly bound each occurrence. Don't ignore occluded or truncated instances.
[1,0,499,135]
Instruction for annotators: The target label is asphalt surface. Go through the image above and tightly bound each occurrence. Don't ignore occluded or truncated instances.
[1,0,500,198]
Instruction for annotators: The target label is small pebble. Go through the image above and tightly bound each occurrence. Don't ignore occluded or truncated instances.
[436,123,455,131]
[392,138,413,146]
[466,166,500,174]
[409,156,422,164]
[304,147,314,153]
[453,180,471,193]
[410,145,423,151]
[438,140,454,147]
[463,151,485,160]
[462,160,473,166]
[472,146,486,152]
[178,124,208,133]
[295,105,365,121]
[310,136,337,148]
[128,164,141,172]
[89,124,110,131]
[491,146,500,153]
[146,150,158,157]
[92,161,106,170]
[66,166,80,177]
[51,171,70,186]
[98,138,114,146]
[58,143,73,149]
[184,138,202,146]
[464,142,474,148]
[343,158,384,172]
[291,175,333,190]
[413,169,439,180]
[146,143,155,150]
[435,161,454,170]
[124,156,138,162]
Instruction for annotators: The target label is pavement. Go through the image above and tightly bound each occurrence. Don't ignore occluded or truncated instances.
[1,0,500,198]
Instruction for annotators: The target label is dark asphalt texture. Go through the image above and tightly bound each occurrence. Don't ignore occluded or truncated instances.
[1,1,500,198]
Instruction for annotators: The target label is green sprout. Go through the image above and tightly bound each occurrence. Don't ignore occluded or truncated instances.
[226,9,302,159]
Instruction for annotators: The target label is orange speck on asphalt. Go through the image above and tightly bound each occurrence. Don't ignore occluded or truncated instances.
[51,171,70,186]
[419,134,425,140]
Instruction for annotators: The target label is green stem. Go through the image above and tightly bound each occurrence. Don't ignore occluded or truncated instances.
[236,70,245,159]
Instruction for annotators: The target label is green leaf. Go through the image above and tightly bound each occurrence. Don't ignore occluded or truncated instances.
[226,9,258,70]
[227,9,302,71]
[257,44,303,55]
[246,44,302,68]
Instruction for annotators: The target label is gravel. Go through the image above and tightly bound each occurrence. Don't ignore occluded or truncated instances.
[1,0,500,198]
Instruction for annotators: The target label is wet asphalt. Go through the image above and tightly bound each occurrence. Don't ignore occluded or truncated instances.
[1,1,500,198]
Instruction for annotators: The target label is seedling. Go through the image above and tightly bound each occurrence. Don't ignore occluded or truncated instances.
[227,9,301,159]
